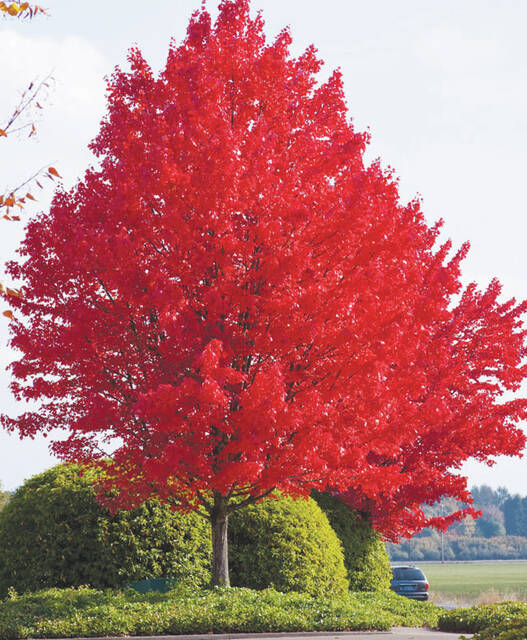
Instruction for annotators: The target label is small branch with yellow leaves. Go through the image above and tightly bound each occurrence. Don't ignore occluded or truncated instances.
[0,2,47,18]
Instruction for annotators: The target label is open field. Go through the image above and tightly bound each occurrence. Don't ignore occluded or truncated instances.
[419,561,527,605]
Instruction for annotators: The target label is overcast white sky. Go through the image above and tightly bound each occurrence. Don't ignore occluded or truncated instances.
[1,0,527,494]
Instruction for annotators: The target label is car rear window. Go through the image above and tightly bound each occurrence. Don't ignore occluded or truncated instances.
[392,567,425,580]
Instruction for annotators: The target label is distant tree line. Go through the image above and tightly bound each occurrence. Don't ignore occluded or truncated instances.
[387,485,527,561]
[386,534,527,562]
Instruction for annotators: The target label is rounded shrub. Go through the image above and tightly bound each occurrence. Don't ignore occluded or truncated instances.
[228,493,349,597]
[0,463,211,596]
[311,491,392,591]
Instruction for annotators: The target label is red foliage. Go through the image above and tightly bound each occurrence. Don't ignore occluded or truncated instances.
[3,0,527,542]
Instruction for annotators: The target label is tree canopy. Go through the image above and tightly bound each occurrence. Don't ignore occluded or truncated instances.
[3,0,527,584]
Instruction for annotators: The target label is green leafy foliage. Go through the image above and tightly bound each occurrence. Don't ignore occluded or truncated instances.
[229,494,349,597]
[0,585,441,639]
[0,464,211,596]
[468,616,527,640]
[438,601,527,634]
[311,491,392,591]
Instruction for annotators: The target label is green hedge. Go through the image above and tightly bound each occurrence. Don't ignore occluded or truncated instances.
[0,464,211,595]
[0,465,395,599]
[229,494,349,597]
[311,491,392,591]
[0,585,441,639]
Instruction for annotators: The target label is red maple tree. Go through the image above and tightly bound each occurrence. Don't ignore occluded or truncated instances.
[3,0,527,585]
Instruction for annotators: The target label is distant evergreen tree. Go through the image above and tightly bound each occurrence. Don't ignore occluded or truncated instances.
[503,495,527,536]
[495,487,513,507]
[475,513,505,538]
[520,497,527,536]
[471,485,511,509]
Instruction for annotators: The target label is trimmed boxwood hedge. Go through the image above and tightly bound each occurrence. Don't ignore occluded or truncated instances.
[0,465,391,599]
[229,493,349,597]
[0,464,211,596]
[311,491,392,591]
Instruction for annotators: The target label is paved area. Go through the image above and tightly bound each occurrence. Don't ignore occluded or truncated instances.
[57,629,472,640]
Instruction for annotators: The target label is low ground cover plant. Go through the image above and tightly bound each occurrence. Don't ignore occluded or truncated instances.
[0,585,440,639]
[466,616,527,640]
[438,601,527,634]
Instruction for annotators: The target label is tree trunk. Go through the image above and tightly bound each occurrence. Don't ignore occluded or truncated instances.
[211,492,230,587]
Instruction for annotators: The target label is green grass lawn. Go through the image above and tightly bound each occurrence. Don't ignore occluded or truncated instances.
[420,561,527,603]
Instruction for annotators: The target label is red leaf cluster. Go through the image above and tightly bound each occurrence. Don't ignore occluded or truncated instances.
[3,0,527,539]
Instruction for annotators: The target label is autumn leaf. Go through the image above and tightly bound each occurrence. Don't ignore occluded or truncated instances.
[0,1,45,17]
[47,166,61,178]
[0,129,7,137]
[2,310,14,320]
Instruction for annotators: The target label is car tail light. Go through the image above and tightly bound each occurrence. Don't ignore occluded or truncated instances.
[425,582,429,590]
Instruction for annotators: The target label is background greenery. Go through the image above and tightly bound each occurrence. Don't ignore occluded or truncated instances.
[387,535,527,562]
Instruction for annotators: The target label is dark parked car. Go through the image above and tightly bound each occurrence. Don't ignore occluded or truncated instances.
[390,564,429,600]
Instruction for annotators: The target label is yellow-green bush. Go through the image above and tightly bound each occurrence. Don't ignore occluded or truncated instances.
[311,491,392,591]
[229,494,349,597]
[0,464,211,595]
